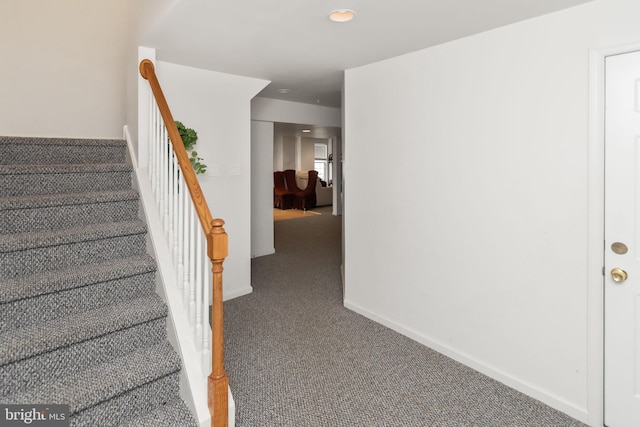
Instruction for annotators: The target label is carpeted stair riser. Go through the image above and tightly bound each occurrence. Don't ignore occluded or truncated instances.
[0,190,139,234]
[120,398,198,427]
[0,233,146,279]
[0,294,167,366]
[0,222,147,280]
[0,164,133,197]
[9,341,180,414]
[71,374,181,427]
[0,137,126,165]
[0,318,167,397]
[2,255,157,305]
[0,271,156,331]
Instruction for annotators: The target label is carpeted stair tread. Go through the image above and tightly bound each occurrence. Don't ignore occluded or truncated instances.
[119,398,197,427]
[0,319,168,397]
[0,294,168,366]
[0,162,131,175]
[0,136,126,147]
[0,163,133,197]
[1,255,156,304]
[0,189,140,234]
[0,219,146,253]
[1,269,156,332]
[69,373,183,427]
[0,137,126,165]
[6,341,181,415]
[0,189,139,211]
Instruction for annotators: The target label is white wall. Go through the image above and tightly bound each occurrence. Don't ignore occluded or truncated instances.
[124,0,180,159]
[271,133,299,174]
[157,61,268,299]
[0,0,127,138]
[281,136,296,170]
[296,138,314,172]
[251,120,275,258]
[343,0,640,425]
[252,97,341,127]
[273,134,283,170]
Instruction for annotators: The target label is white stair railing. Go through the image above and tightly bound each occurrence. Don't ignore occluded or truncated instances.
[140,59,229,427]
[148,98,213,373]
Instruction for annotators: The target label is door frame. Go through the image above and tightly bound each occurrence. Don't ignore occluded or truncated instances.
[588,42,640,427]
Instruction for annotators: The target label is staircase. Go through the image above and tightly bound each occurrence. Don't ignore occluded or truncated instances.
[0,136,197,426]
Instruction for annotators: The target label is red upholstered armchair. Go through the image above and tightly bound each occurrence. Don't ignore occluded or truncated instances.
[274,171,294,209]
[294,170,318,210]
[283,169,299,193]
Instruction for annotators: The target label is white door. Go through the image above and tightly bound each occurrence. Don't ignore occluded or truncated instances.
[605,50,640,427]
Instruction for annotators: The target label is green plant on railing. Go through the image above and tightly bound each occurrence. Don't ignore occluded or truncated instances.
[175,121,207,175]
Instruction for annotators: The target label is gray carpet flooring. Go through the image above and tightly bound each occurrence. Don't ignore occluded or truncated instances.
[224,207,587,427]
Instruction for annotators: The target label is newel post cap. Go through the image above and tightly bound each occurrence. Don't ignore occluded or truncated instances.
[207,219,228,260]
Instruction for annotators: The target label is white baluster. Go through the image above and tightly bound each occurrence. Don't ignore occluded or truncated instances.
[195,221,203,352]
[150,103,156,194]
[168,149,176,249]
[148,93,154,181]
[202,256,211,372]
[162,128,170,234]
[188,203,196,324]
[153,107,161,205]
[159,124,164,217]
[184,199,192,306]
[153,117,161,206]
[176,173,184,288]
[171,153,179,263]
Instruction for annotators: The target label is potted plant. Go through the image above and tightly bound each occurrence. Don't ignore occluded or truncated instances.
[175,121,207,174]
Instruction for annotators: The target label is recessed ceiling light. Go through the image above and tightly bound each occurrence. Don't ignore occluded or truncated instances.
[329,9,355,23]
[302,129,311,133]
[278,88,290,94]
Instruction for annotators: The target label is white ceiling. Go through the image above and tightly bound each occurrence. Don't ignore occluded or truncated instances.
[274,122,341,141]
[145,0,592,108]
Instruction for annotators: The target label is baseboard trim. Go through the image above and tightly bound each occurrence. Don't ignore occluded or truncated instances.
[225,286,253,301]
[252,248,275,258]
[342,299,589,424]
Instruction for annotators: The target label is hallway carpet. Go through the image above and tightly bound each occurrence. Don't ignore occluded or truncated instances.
[224,207,586,426]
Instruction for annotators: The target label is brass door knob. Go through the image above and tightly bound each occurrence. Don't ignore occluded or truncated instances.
[611,268,628,283]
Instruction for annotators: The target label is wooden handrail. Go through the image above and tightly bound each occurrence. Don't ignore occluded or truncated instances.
[139,59,214,234]
[140,59,229,427]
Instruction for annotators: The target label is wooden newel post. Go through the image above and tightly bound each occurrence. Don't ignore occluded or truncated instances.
[208,218,229,427]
